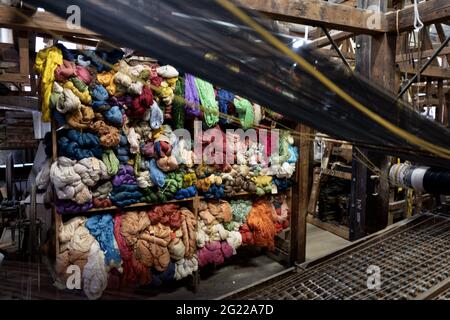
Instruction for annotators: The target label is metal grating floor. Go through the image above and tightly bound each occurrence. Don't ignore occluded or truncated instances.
[435,287,450,300]
[225,213,450,300]
[436,292,450,300]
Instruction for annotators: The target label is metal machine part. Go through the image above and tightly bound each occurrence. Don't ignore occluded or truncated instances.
[222,212,450,300]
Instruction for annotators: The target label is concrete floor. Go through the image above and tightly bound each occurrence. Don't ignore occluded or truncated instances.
[305,223,350,262]
[0,223,350,299]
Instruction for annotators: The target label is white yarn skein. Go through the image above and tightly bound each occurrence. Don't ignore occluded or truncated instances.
[73,157,110,187]
[150,101,164,130]
[59,217,86,244]
[174,138,194,168]
[175,255,198,280]
[50,157,92,204]
[136,170,154,188]
[226,231,242,255]
[127,127,141,154]
[57,88,81,114]
[157,65,179,78]
[83,241,108,300]
[196,220,210,248]
[71,226,95,252]
[114,71,132,88]
[59,217,94,253]
[128,81,143,95]
[36,159,52,190]
[128,64,146,78]
[211,223,229,241]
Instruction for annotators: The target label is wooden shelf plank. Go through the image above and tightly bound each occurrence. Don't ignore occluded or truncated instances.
[320,167,352,180]
[307,214,349,240]
[58,190,273,215]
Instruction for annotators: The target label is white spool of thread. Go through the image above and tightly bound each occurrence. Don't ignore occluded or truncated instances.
[411,167,429,192]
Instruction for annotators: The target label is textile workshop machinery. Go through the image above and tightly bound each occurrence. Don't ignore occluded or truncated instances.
[0,154,40,260]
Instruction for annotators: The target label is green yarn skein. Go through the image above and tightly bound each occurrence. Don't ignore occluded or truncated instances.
[71,77,88,92]
[230,199,252,223]
[102,149,119,176]
[233,97,254,130]
[173,77,186,129]
[194,77,219,127]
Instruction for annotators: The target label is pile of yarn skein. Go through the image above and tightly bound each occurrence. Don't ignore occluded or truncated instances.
[34,45,297,299]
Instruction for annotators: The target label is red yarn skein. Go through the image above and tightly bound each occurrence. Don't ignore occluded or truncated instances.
[128,87,153,118]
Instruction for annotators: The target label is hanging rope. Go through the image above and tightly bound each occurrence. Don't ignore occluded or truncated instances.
[413,0,424,32]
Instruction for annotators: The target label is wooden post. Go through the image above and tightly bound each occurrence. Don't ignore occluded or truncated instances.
[350,148,367,240]
[290,124,313,264]
[307,167,321,217]
[351,0,395,239]
[437,80,444,124]
[445,92,450,127]
[51,119,61,256]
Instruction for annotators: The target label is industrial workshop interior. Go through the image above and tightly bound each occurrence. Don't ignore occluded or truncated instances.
[0,0,449,303]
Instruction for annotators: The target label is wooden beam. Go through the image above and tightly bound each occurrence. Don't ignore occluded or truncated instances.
[0,96,39,111]
[238,0,387,33]
[0,73,29,82]
[418,97,442,106]
[397,62,450,79]
[309,31,355,48]
[395,46,450,62]
[0,5,99,38]
[435,24,450,67]
[386,0,450,33]
[318,48,355,59]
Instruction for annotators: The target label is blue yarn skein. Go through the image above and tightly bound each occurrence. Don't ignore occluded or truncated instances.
[116,134,129,163]
[85,214,122,268]
[83,50,109,72]
[104,106,123,127]
[149,159,166,188]
[77,54,91,67]
[287,145,299,163]
[273,178,293,192]
[91,84,110,111]
[150,102,164,130]
[83,50,124,72]
[91,100,111,110]
[55,43,76,61]
[58,130,102,160]
[52,109,66,127]
[174,185,197,200]
[44,132,53,157]
[91,84,109,101]
[110,184,143,207]
[217,89,234,124]
[204,184,225,199]
[149,262,175,287]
